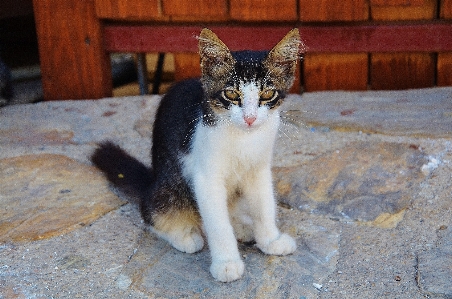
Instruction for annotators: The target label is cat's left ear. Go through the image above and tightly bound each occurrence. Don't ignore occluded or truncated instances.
[264,29,305,91]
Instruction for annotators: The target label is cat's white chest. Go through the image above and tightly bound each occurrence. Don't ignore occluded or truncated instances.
[182,111,280,185]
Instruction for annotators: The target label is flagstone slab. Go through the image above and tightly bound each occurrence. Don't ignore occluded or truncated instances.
[274,141,428,228]
[417,227,452,297]
[0,154,125,242]
[283,88,452,137]
[119,214,340,298]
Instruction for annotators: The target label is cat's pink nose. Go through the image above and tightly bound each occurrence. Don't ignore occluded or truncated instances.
[244,116,256,126]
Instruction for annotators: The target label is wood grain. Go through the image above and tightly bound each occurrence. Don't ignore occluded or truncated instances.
[103,24,452,53]
[370,0,436,20]
[229,0,298,21]
[440,0,452,18]
[299,0,368,21]
[34,0,112,100]
[95,0,163,21]
[303,53,368,91]
[162,0,228,21]
[370,53,435,90]
[174,53,201,82]
[437,53,452,86]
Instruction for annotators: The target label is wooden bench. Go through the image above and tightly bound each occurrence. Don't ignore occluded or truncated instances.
[33,0,452,101]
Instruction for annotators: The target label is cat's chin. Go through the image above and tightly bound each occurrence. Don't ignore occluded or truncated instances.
[229,117,264,130]
[235,122,262,131]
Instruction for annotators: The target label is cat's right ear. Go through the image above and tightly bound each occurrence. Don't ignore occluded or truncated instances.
[198,29,235,84]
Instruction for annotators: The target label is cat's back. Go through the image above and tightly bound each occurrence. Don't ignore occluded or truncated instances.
[152,78,205,159]
[156,78,204,118]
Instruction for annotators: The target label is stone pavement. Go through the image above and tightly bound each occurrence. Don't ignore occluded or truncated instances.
[0,88,451,298]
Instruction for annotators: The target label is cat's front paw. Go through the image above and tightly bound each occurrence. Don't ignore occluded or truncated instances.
[210,259,245,282]
[258,233,296,256]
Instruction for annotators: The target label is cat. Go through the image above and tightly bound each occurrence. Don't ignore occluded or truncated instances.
[92,28,304,282]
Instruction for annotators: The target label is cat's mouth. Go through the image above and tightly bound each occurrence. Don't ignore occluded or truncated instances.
[237,117,263,131]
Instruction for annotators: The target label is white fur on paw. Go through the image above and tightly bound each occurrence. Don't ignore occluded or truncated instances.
[210,259,245,282]
[157,227,204,254]
[258,233,296,256]
[173,230,204,253]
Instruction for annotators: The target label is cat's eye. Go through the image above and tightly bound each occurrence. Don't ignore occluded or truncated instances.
[260,89,277,101]
[223,90,240,102]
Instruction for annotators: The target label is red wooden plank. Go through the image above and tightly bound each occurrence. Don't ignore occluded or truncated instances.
[35,0,112,100]
[103,23,452,53]
[304,24,452,52]
[103,26,295,52]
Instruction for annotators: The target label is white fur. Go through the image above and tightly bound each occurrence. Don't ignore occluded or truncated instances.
[182,89,296,282]
[240,82,259,124]
[150,225,204,254]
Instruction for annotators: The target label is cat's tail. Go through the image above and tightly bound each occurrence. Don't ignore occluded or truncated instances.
[91,141,153,202]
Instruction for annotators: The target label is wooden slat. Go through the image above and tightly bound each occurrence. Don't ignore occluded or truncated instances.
[370,0,436,20]
[290,63,301,94]
[34,0,112,100]
[438,53,452,86]
[103,24,452,53]
[441,0,452,18]
[174,53,201,81]
[299,0,368,21]
[162,0,228,21]
[370,53,435,90]
[303,53,368,91]
[298,0,369,91]
[371,0,426,6]
[370,0,437,89]
[229,0,298,21]
[95,0,163,21]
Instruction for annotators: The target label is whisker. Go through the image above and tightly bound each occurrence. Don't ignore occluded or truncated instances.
[182,115,204,147]
[279,115,308,130]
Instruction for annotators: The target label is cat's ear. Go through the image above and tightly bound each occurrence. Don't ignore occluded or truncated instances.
[198,28,235,94]
[264,28,305,91]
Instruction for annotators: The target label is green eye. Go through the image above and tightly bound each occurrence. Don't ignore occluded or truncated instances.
[260,89,276,101]
[223,90,240,101]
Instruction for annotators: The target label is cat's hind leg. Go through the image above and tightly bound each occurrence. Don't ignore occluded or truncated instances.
[151,207,204,254]
[141,180,204,254]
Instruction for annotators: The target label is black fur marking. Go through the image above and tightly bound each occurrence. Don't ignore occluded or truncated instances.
[231,50,269,83]
[91,141,153,201]
[151,78,205,156]
[92,79,207,224]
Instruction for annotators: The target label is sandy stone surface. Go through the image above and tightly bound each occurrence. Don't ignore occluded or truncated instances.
[274,141,428,228]
[0,88,451,298]
[0,154,125,243]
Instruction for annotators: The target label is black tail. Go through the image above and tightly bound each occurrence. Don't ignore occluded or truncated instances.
[91,141,153,201]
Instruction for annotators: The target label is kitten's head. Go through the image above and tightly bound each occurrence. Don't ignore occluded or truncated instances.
[198,28,304,129]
